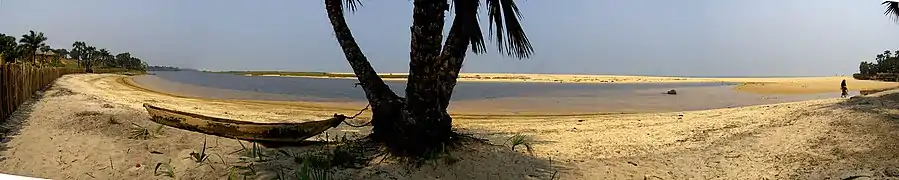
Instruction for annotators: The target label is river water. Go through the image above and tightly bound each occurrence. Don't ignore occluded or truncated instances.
[132,71,847,114]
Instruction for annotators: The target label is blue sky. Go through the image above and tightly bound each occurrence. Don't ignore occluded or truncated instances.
[2,0,899,76]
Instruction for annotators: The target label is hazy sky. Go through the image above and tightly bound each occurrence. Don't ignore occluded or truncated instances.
[3,0,899,76]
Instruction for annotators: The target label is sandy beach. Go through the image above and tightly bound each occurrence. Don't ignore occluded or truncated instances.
[247,72,899,94]
[1,74,899,179]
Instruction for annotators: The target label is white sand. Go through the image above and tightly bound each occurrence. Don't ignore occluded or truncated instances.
[0,74,897,179]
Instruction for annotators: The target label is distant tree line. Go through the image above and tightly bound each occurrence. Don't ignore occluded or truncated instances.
[146,65,182,71]
[856,50,899,80]
[0,30,147,72]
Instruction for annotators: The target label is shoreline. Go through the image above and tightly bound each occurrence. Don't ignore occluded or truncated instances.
[220,71,899,94]
[124,75,634,117]
[185,71,899,94]
[131,74,873,115]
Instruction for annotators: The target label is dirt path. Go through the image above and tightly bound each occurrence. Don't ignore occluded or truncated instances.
[0,74,897,179]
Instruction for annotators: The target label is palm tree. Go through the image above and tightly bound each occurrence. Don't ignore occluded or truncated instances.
[115,52,131,69]
[71,41,96,72]
[83,46,97,72]
[322,0,533,156]
[52,48,69,59]
[97,48,113,67]
[885,1,899,20]
[0,34,16,63]
[18,30,48,65]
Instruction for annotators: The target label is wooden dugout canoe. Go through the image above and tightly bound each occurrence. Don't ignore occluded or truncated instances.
[142,103,346,142]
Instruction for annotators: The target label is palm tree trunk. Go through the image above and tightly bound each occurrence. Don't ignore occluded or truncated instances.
[324,0,456,156]
[395,0,454,155]
[436,1,480,109]
[324,0,407,146]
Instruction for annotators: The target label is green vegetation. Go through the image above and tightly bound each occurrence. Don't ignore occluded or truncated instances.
[128,122,163,139]
[146,65,182,71]
[855,2,899,80]
[507,134,533,154]
[190,138,212,163]
[225,133,369,179]
[217,71,409,79]
[70,41,147,73]
[855,50,899,81]
[154,161,175,178]
[18,30,48,64]
[0,30,148,73]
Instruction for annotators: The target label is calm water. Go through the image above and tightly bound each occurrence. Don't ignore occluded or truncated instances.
[133,71,847,113]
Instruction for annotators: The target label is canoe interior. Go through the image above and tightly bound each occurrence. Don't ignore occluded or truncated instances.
[142,103,343,142]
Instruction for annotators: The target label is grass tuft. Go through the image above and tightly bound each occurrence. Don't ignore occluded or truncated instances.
[128,123,152,139]
[233,141,265,160]
[329,134,367,168]
[107,117,120,124]
[153,124,164,134]
[296,153,331,180]
[74,111,103,117]
[507,133,533,154]
[154,161,175,178]
[128,123,164,139]
[190,137,211,163]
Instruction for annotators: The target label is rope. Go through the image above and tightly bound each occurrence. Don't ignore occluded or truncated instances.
[342,103,372,127]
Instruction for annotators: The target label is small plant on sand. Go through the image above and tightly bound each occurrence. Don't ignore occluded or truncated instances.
[129,123,164,139]
[190,137,211,163]
[295,154,331,180]
[153,124,164,134]
[189,137,227,167]
[507,134,533,154]
[228,164,257,179]
[328,134,367,168]
[154,161,175,178]
[128,123,152,139]
[107,117,119,124]
[233,140,265,160]
[74,111,103,117]
[272,152,332,180]
[227,167,243,180]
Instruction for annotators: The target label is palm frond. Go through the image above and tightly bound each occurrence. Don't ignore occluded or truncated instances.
[452,0,486,54]
[344,0,363,12]
[486,0,533,59]
[486,0,504,51]
[884,1,899,22]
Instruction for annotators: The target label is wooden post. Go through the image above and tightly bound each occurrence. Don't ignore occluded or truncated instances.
[0,64,4,121]
[0,65,89,122]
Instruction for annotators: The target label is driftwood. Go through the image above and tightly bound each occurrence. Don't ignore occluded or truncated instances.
[143,103,350,143]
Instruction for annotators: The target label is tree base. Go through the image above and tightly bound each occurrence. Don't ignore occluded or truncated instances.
[367,103,456,158]
[366,130,487,165]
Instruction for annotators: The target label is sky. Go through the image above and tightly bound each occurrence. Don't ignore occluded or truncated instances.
[3,0,899,76]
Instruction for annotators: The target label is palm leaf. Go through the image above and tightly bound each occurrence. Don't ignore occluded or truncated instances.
[486,0,533,59]
[884,1,899,22]
[344,0,363,12]
[451,0,487,54]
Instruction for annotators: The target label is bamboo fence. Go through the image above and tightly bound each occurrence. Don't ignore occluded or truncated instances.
[0,64,84,121]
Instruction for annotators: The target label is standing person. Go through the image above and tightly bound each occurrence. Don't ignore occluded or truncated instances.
[841,79,849,98]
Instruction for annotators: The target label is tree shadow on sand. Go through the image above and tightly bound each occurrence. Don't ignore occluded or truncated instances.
[792,92,899,179]
[228,128,566,180]
[0,89,55,162]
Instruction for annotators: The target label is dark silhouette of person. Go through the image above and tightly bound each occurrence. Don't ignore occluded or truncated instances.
[841,79,848,98]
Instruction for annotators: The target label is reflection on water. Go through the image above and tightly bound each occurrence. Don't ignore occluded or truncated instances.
[134,71,849,114]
